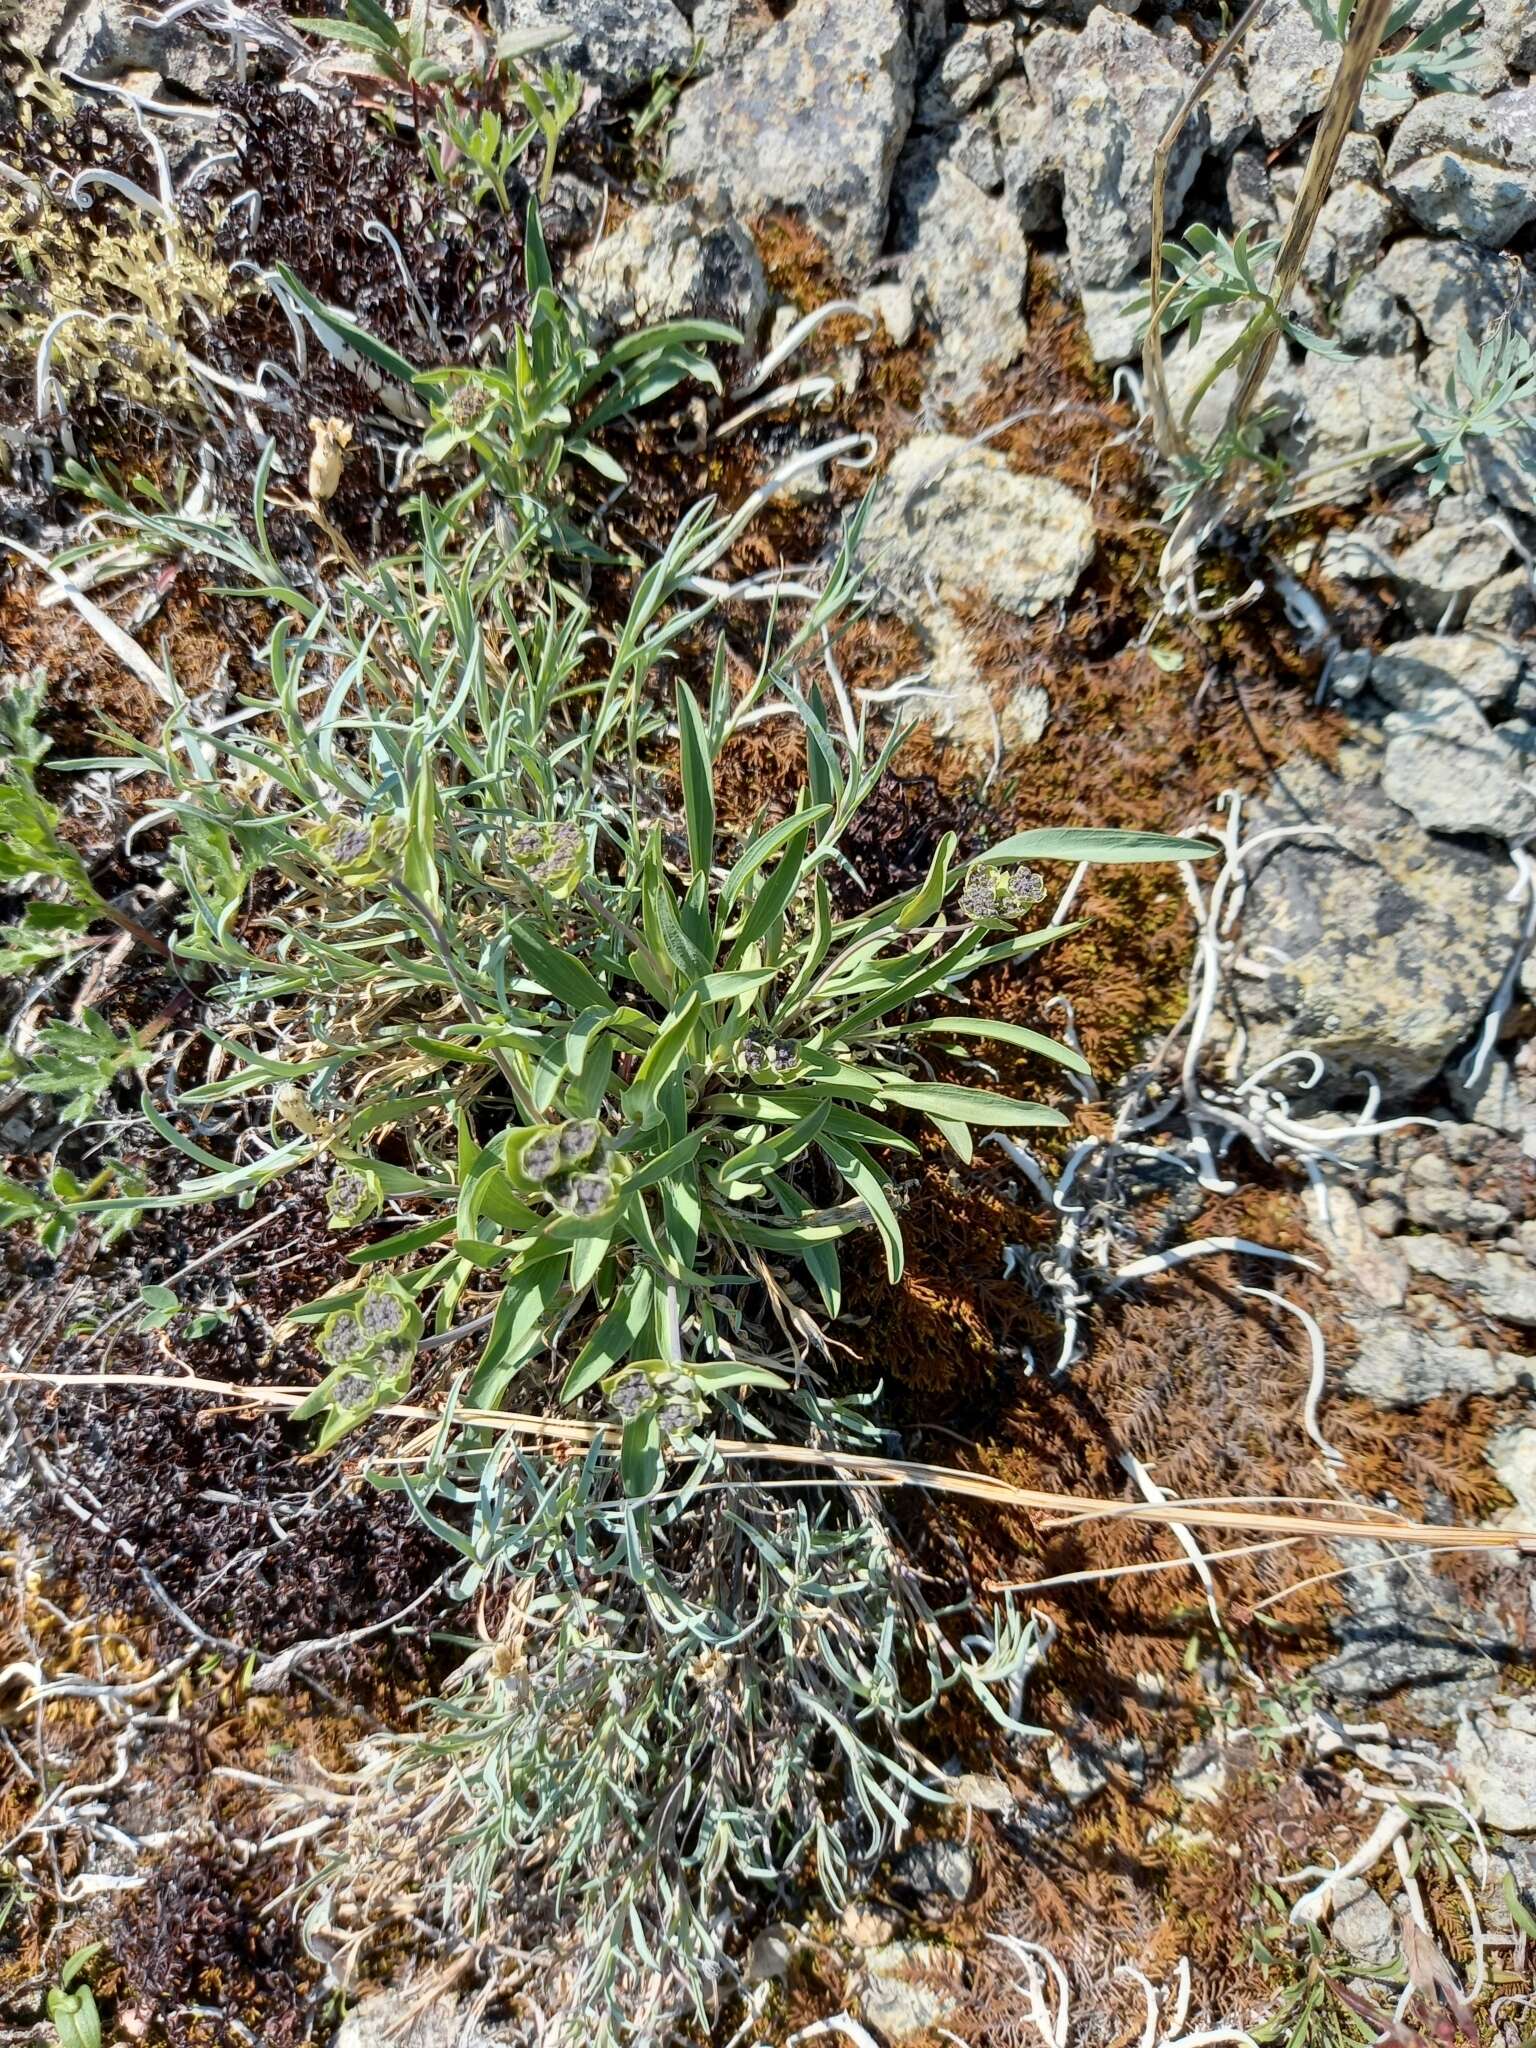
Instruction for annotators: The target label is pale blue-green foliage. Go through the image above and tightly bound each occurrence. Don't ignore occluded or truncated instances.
[1296,0,1485,100]
[1414,321,1536,495]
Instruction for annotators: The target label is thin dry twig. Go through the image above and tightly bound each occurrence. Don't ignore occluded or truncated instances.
[10,1370,1536,1555]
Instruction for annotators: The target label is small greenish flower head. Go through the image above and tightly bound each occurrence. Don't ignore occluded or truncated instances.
[304,812,405,887]
[326,1163,383,1229]
[959,864,1047,924]
[505,818,587,901]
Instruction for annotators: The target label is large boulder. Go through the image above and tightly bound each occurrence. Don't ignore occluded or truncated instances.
[1043,8,1209,288]
[1226,751,1526,1098]
[1385,89,1536,248]
[859,435,1095,751]
[490,0,691,96]
[888,135,1029,400]
[667,0,915,277]
[566,199,767,348]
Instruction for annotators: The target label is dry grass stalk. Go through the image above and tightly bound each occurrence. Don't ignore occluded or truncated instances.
[13,1369,1536,1555]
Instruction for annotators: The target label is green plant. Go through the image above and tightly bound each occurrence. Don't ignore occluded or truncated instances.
[1297,0,1484,100]
[47,1943,103,2048]
[292,0,475,94]
[271,204,734,534]
[6,1008,153,1126]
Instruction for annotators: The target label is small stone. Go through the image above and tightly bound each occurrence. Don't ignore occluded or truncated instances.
[1370,633,1524,716]
[842,1901,903,1948]
[916,21,1016,126]
[1333,275,1416,356]
[1225,752,1524,1099]
[1045,7,1208,288]
[1226,145,1279,233]
[1376,237,1536,350]
[1077,280,1143,366]
[1172,1740,1228,1807]
[1048,1742,1108,1806]
[1467,570,1536,640]
[1242,0,1337,147]
[1344,1315,1533,1406]
[1391,519,1515,630]
[1405,1181,1512,1236]
[1302,181,1395,298]
[894,1838,976,1903]
[1304,1183,1408,1310]
[860,281,917,348]
[995,78,1063,230]
[1330,1880,1399,1968]
[746,1926,796,1982]
[861,1944,966,2041]
[1489,1427,1536,1524]
[1381,696,1536,842]
[889,133,1029,400]
[1450,1055,1525,1137]
[1459,1701,1536,1831]
[1286,350,1422,506]
[1401,1234,1536,1324]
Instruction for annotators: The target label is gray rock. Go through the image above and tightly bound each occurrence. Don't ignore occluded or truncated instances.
[1375,237,1536,349]
[1227,752,1525,1098]
[917,21,1017,126]
[1385,89,1536,247]
[491,0,691,95]
[1400,1235,1536,1324]
[1314,1536,1515,1718]
[1286,351,1422,506]
[890,133,1029,399]
[1468,570,1536,639]
[1381,696,1536,841]
[1404,1179,1512,1235]
[842,1900,903,1948]
[1226,145,1280,233]
[1451,1054,1526,1136]
[1391,518,1515,629]
[1046,8,1208,287]
[911,0,948,70]
[567,199,766,347]
[1164,309,1303,443]
[1335,133,1386,184]
[894,1838,977,1903]
[1172,1740,1229,1807]
[1489,1425,1536,1523]
[948,108,1006,191]
[1331,1881,1400,1968]
[861,1943,966,2041]
[862,434,1095,623]
[856,439,1092,757]
[1048,1742,1109,1805]
[667,0,915,277]
[1459,1701,1536,1831]
[1304,1183,1409,1310]
[995,78,1063,230]
[47,0,236,89]
[1078,281,1143,365]
[1332,275,1418,355]
[335,1994,513,2048]
[1484,0,1536,67]
[1344,1314,1534,1404]
[1242,0,1337,147]
[1303,181,1396,298]
[1371,632,1524,716]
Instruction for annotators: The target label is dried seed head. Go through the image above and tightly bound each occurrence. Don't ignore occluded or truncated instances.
[359,1286,409,1339]
[520,1130,562,1184]
[554,1171,612,1219]
[608,1372,651,1421]
[768,1037,800,1076]
[506,818,587,899]
[326,1166,378,1227]
[959,864,1047,923]
[320,1312,366,1365]
[445,379,485,427]
[559,1118,602,1166]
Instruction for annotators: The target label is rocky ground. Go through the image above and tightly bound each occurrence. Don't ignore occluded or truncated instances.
[2,0,1536,2044]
